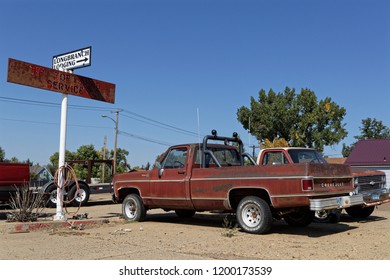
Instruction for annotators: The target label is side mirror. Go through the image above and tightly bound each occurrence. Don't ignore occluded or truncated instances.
[155,162,164,177]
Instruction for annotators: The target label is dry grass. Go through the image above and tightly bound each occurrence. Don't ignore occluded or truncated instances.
[221,214,239,238]
[7,184,47,222]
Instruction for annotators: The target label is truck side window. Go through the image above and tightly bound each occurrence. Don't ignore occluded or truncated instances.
[262,152,288,165]
[161,148,187,169]
[193,147,240,167]
[214,149,240,165]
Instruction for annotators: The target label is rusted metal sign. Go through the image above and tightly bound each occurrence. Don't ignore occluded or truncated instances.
[7,58,115,104]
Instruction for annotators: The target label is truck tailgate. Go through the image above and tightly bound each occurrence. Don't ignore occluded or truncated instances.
[308,163,354,193]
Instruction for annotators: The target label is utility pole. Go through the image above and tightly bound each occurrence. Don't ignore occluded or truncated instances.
[114,110,119,174]
[249,145,260,158]
[102,109,121,174]
[102,135,107,183]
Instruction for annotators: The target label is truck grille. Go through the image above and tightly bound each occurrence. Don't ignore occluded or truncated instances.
[355,175,385,192]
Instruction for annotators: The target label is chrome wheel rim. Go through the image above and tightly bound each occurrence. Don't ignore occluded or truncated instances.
[242,203,261,227]
[74,189,86,202]
[124,199,136,219]
[50,190,57,204]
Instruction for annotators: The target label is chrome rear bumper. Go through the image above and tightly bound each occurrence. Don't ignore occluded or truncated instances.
[310,194,364,211]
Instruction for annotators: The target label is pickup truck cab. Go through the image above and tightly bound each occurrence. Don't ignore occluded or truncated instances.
[257,147,390,218]
[113,131,363,234]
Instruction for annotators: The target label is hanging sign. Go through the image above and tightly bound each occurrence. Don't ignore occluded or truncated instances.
[52,46,91,70]
[7,58,115,104]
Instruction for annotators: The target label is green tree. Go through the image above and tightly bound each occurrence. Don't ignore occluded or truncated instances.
[237,87,347,152]
[10,157,19,163]
[75,144,100,160]
[111,148,130,173]
[341,143,354,158]
[342,117,390,157]
[49,150,75,171]
[0,146,5,162]
[49,145,130,180]
[355,117,390,140]
[72,145,100,179]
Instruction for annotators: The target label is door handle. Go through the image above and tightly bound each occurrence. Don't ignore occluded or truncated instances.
[178,170,186,174]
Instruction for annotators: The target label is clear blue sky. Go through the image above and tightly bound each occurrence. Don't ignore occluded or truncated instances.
[1,0,389,167]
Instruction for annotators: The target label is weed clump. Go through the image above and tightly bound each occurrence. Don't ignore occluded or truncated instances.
[7,185,46,222]
[221,214,238,238]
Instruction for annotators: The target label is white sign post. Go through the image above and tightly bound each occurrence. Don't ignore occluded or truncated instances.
[52,47,92,221]
[52,46,91,71]
[53,90,68,221]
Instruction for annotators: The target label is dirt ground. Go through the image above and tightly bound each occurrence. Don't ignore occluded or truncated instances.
[0,193,389,260]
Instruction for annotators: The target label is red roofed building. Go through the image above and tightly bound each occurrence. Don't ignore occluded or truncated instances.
[345,139,390,189]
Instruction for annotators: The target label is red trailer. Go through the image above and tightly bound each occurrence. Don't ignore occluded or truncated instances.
[0,162,30,201]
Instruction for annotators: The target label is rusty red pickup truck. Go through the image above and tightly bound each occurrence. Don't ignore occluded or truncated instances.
[113,131,363,234]
[0,162,30,202]
[257,147,390,220]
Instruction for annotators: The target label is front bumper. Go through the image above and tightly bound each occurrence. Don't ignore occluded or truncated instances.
[361,190,390,207]
[309,194,364,211]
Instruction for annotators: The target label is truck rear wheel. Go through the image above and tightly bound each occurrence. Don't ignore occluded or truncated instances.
[69,183,90,207]
[284,208,314,227]
[345,205,375,218]
[236,196,273,234]
[122,194,146,222]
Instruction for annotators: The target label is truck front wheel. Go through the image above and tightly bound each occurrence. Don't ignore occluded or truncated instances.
[122,194,146,222]
[236,196,273,234]
[345,205,375,218]
[314,209,341,223]
[284,208,314,227]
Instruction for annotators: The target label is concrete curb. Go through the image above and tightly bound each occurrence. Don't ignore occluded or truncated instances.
[2,218,121,234]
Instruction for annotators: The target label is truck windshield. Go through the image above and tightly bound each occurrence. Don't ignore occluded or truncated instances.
[287,149,328,164]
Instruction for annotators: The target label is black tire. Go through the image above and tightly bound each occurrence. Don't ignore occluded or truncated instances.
[345,205,375,218]
[284,208,314,227]
[175,209,196,218]
[45,184,58,208]
[69,183,90,207]
[236,196,273,234]
[313,210,341,223]
[122,194,146,222]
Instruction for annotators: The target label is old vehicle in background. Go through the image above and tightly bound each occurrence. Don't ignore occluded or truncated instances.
[42,159,113,207]
[0,162,30,202]
[257,147,390,220]
[113,130,363,234]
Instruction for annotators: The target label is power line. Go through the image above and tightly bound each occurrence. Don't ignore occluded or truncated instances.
[0,96,202,144]
[122,109,200,137]
[0,116,171,146]
[0,96,116,112]
[0,96,60,108]
[0,117,111,129]
[0,117,57,126]
[121,112,196,137]
[1,96,199,137]
[119,130,172,146]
